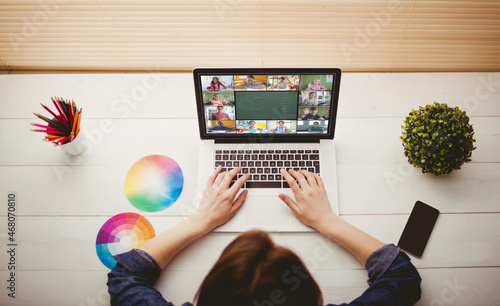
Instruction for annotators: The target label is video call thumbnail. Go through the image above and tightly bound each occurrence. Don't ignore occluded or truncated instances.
[297,120,328,133]
[234,75,267,91]
[299,74,334,91]
[203,92,235,105]
[266,75,300,91]
[298,106,329,120]
[205,105,235,121]
[206,120,236,133]
[299,91,331,106]
[266,120,296,134]
[201,75,235,92]
[236,120,267,133]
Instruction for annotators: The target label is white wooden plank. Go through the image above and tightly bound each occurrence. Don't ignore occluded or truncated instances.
[339,72,500,118]
[343,214,500,270]
[0,162,498,216]
[1,268,498,306]
[315,268,500,306]
[0,118,200,166]
[0,117,498,166]
[337,163,500,214]
[0,216,186,272]
[0,165,201,216]
[0,73,197,119]
[0,271,110,306]
[1,73,499,119]
[1,214,497,272]
[335,117,500,164]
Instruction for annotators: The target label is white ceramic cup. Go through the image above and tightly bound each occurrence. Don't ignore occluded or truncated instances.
[59,131,88,155]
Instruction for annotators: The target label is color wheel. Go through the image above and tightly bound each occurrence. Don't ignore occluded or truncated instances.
[96,212,156,269]
[124,155,184,212]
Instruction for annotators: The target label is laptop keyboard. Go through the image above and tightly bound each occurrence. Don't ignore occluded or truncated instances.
[214,149,320,188]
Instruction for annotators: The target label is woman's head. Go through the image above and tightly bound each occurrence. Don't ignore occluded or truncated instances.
[212,77,219,84]
[195,230,322,306]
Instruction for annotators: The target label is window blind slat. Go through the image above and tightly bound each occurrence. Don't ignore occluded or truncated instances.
[1,0,499,72]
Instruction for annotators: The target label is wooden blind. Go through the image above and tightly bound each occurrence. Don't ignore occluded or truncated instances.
[1,0,499,73]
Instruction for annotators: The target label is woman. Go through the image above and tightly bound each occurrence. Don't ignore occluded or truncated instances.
[108,168,421,305]
[306,79,327,91]
[210,93,227,105]
[208,77,227,91]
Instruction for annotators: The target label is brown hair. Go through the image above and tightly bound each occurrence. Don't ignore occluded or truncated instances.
[195,230,322,306]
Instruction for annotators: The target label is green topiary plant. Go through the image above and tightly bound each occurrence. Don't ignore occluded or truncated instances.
[401,102,476,175]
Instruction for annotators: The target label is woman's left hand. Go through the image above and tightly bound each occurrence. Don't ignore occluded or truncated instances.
[190,166,250,232]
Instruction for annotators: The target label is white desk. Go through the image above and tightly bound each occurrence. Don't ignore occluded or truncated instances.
[1,72,499,305]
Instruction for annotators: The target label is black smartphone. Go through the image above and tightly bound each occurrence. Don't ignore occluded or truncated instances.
[398,201,440,257]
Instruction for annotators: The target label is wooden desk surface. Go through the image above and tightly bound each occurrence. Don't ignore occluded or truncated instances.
[0,72,499,305]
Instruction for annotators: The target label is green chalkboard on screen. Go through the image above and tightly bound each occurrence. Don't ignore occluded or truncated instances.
[235,91,298,120]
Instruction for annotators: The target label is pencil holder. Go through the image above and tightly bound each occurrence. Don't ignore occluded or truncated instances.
[31,97,85,155]
[58,130,88,155]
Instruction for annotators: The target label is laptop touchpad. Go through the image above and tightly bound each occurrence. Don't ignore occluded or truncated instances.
[246,195,290,225]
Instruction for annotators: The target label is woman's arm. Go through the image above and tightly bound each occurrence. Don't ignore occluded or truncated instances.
[138,167,249,269]
[278,169,383,266]
[108,167,250,305]
[279,169,421,305]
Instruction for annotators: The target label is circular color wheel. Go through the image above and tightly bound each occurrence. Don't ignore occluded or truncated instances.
[124,155,184,212]
[95,212,156,269]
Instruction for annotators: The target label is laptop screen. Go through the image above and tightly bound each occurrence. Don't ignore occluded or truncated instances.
[194,68,341,142]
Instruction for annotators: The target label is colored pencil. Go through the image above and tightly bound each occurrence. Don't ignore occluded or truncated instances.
[51,97,69,128]
[31,123,59,130]
[31,128,66,134]
[40,103,59,119]
[32,97,83,146]
[71,109,78,136]
[76,109,82,136]
[30,123,61,131]
[54,135,69,145]
[68,100,73,126]
[33,112,68,132]
[45,135,61,140]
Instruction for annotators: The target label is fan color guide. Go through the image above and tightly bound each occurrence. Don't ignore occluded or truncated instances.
[96,212,156,269]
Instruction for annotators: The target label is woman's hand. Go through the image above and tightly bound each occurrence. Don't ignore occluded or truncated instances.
[190,166,250,232]
[279,169,338,232]
[137,167,249,270]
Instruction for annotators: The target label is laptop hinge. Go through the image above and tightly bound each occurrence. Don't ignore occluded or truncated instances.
[214,138,320,144]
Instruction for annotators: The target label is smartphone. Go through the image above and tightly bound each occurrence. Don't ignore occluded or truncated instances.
[398,201,440,257]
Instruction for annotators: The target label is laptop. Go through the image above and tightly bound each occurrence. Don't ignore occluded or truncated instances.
[194,68,341,232]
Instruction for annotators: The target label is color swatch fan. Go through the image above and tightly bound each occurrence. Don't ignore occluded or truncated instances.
[124,155,184,212]
[96,212,156,269]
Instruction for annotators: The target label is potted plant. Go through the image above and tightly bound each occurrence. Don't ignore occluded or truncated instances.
[400,102,476,175]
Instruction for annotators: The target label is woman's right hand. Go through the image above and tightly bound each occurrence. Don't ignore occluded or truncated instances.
[278,169,339,232]
[191,167,250,232]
